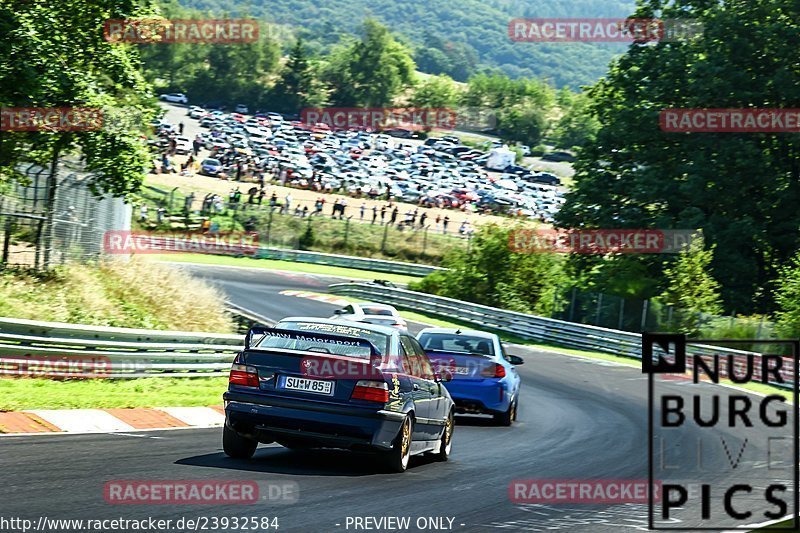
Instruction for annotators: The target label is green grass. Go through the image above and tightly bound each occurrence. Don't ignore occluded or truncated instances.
[154,253,420,285]
[0,261,233,332]
[0,377,228,412]
[755,518,799,530]
[136,186,468,266]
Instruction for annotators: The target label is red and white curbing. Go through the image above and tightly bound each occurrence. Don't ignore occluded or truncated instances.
[0,406,226,436]
[280,290,350,307]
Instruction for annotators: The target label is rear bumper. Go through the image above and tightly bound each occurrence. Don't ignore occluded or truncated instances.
[445,379,510,414]
[224,391,405,451]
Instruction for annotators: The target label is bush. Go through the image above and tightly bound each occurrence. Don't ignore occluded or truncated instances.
[0,259,234,332]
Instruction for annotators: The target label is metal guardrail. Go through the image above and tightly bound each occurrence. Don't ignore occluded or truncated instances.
[328,282,794,390]
[253,247,444,277]
[0,316,246,378]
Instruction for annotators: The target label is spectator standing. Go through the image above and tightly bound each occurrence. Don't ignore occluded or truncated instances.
[420,212,427,228]
[390,207,398,225]
[443,215,450,234]
[371,205,378,224]
[360,202,366,221]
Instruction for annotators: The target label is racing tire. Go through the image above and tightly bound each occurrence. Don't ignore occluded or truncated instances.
[494,399,516,427]
[432,411,454,462]
[223,425,258,459]
[383,416,413,473]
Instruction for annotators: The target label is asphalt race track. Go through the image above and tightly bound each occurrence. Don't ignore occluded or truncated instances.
[1,263,794,532]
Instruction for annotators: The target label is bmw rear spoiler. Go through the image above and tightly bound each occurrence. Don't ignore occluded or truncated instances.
[245,326,378,356]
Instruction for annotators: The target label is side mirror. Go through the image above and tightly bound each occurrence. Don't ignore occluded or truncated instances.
[508,355,524,366]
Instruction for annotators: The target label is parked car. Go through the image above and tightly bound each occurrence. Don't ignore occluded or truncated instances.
[199,157,223,176]
[416,328,523,426]
[174,136,192,155]
[159,93,188,104]
[235,104,249,114]
[223,318,455,472]
[530,172,561,186]
[540,151,576,163]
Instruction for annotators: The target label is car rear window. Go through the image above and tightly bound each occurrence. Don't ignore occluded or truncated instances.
[255,332,373,359]
[362,306,394,316]
[417,333,495,356]
[277,321,390,356]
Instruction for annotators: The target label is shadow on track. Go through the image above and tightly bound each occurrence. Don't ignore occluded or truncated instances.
[175,447,440,477]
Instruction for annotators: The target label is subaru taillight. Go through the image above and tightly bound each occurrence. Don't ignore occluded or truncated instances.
[481,363,506,378]
[229,363,259,388]
[351,380,389,403]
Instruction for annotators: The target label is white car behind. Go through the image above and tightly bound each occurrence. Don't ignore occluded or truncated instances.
[330,302,408,331]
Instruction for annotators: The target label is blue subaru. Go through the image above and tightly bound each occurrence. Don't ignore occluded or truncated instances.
[416,328,523,426]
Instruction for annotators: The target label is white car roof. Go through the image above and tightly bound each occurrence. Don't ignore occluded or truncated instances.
[416,327,498,340]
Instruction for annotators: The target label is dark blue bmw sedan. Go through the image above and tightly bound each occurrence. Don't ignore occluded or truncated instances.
[223,317,455,472]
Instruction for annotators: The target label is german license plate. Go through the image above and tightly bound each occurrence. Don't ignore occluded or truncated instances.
[283,376,335,395]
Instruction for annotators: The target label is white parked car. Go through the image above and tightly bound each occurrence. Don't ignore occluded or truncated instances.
[235,104,249,114]
[330,302,408,331]
[188,106,205,119]
[175,136,192,155]
[159,93,188,104]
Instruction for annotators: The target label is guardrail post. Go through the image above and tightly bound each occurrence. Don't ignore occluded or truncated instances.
[381,223,389,253]
[569,288,576,322]
[595,293,603,325]
[266,208,273,247]
[1,216,11,266]
[640,300,649,331]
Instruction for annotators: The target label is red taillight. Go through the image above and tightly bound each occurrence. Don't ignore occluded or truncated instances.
[351,380,389,403]
[481,363,506,378]
[229,363,259,388]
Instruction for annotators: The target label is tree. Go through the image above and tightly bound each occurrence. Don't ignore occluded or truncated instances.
[0,0,157,267]
[497,105,548,147]
[557,0,800,314]
[552,90,600,150]
[322,20,415,107]
[268,39,325,113]
[411,224,567,314]
[408,75,459,108]
[658,238,723,332]
[773,252,800,338]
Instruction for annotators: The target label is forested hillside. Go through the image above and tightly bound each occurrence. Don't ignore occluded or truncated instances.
[179,0,635,87]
